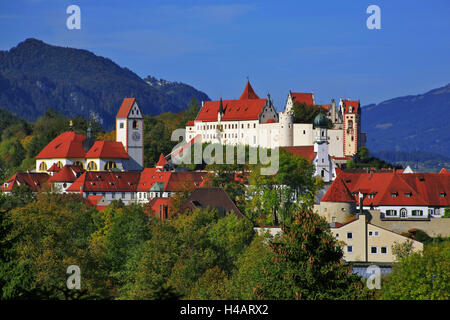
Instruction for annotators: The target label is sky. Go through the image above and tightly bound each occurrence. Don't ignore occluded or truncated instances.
[1,0,449,111]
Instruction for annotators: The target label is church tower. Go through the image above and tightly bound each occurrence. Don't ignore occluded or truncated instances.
[116,98,144,171]
[314,112,334,182]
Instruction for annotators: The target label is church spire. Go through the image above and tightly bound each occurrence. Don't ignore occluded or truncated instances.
[239,81,259,100]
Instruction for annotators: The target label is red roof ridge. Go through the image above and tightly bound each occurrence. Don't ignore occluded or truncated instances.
[116,98,136,118]
[156,153,168,167]
[322,177,355,203]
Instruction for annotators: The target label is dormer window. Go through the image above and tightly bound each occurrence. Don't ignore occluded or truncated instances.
[404,192,412,197]
[391,192,398,198]
[440,192,446,197]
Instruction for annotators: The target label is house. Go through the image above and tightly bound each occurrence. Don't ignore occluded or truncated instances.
[136,169,207,204]
[1,172,50,194]
[66,171,141,205]
[330,214,423,263]
[318,169,450,222]
[34,98,144,173]
[181,187,246,219]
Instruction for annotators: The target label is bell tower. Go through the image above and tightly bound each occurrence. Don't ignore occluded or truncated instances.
[116,98,144,171]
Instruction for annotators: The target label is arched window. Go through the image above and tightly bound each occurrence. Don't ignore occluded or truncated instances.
[133,120,139,129]
[39,162,47,172]
[348,120,353,129]
[87,161,97,171]
[73,161,84,169]
[56,161,63,169]
[104,161,118,170]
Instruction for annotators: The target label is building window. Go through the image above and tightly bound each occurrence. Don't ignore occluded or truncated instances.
[381,247,387,254]
[122,192,126,199]
[347,232,353,239]
[73,161,84,169]
[374,231,379,236]
[39,162,47,172]
[133,120,139,129]
[120,122,124,129]
[347,246,353,253]
[412,210,423,216]
[391,192,398,198]
[386,209,397,216]
[104,161,118,170]
[369,231,373,236]
[112,192,115,199]
[428,208,434,215]
[87,161,97,171]
[371,247,377,254]
[56,161,63,169]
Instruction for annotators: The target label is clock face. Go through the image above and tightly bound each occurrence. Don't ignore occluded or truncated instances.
[132,131,140,141]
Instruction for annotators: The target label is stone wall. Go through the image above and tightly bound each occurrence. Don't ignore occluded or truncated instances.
[368,210,450,237]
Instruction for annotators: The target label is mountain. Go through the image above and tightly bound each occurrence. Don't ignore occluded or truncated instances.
[0,38,210,130]
[362,84,450,158]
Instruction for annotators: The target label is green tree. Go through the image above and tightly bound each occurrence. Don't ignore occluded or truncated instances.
[1,193,102,299]
[246,148,318,225]
[121,208,254,299]
[381,242,450,300]
[391,239,414,262]
[249,210,371,300]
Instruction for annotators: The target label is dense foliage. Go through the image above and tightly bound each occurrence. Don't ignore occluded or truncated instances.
[292,102,332,127]
[346,146,399,170]
[381,242,450,300]
[0,188,376,300]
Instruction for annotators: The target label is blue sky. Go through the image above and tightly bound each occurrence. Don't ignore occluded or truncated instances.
[1,0,449,110]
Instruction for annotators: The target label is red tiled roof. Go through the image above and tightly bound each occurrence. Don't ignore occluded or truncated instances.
[85,195,103,207]
[137,169,206,192]
[49,165,77,182]
[321,170,450,207]
[36,131,86,159]
[343,100,360,113]
[66,171,140,192]
[439,168,449,175]
[321,178,355,203]
[195,82,266,122]
[291,92,314,106]
[239,81,260,100]
[116,98,136,118]
[266,118,276,123]
[48,163,61,172]
[156,154,168,167]
[186,120,195,126]
[319,104,331,111]
[1,172,50,192]
[195,98,266,122]
[282,146,316,162]
[85,141,129,159]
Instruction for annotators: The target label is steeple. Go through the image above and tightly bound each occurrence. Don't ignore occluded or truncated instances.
[218,97,224,122]
[218,97,224,114]
[239,81,259,100]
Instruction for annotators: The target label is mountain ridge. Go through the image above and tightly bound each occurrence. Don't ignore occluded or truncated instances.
[0,38,210,130]
[361,83,450,158]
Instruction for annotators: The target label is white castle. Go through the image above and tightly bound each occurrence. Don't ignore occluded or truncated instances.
[185,81,366,182]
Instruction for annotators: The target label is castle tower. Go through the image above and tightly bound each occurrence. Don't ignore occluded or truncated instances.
[279,110,293,147]
[342,100,361,156]
[116,98,144,171]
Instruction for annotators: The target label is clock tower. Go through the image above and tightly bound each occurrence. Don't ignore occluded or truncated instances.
[116,98,144,171]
